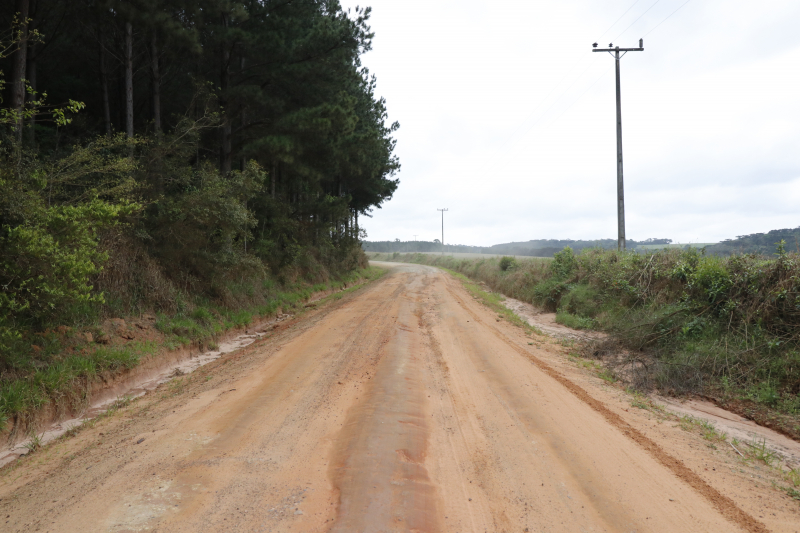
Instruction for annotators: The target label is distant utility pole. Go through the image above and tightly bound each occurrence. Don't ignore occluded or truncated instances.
[437,209,448,255]
[593,38,644,252]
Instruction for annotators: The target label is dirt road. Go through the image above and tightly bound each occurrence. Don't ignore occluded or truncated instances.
[2,262,799,532]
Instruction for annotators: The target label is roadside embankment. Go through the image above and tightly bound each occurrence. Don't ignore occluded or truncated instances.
[372,248,800,442]
[0,266,385,447]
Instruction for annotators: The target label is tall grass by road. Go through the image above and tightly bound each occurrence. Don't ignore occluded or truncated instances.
[373,246,800,434]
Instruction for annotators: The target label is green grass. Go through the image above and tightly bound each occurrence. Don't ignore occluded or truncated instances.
[677,415,728,448]
[783,486,800,501]
[0,341,158,425]
[627,388,666,413]
[784,467,800,488]
[437,267,542,336]
[598,368,618,383]
[745,438,778,466]
[555,311,596,330]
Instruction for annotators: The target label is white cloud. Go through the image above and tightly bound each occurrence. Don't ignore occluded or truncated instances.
[343,0,800,244]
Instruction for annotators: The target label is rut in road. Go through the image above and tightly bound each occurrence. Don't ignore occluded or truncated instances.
[0,263,774,532]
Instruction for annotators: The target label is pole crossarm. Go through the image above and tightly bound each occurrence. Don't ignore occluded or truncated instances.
[592,47,643,52]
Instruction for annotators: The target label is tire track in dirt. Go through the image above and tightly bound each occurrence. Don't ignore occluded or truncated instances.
[328,270,443,531]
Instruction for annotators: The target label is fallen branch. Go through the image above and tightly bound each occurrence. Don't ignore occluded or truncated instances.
[730,442,745,458]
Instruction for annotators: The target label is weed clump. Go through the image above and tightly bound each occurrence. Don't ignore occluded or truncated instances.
[499,256,517,271]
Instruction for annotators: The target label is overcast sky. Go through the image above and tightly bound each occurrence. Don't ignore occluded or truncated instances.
[339,0,800,246]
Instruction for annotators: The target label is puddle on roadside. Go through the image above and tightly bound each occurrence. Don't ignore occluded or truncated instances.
[0,314,293,468]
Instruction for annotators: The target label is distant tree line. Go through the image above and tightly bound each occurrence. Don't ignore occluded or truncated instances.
[704,227,800,256]
[368,227,800,257]
[363,238,673,257]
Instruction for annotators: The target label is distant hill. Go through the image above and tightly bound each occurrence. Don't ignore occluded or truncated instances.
[364,227,800,257]
[704,227,800,256]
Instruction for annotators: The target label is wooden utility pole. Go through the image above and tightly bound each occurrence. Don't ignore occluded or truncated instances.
[593,39,644,251]
[437,208,448,255]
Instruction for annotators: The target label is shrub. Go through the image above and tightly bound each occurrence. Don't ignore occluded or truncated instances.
[556,312,596,330]
[532,279,570,312]
[551,246,576,279]
[558,284,604,318]
[499,256,517,271]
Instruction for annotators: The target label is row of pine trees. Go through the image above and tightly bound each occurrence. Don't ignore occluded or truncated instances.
[5,0,398,212]
[0,0,400,339]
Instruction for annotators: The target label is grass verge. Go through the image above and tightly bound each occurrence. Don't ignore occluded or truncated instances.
[437,267,542,336]
[0,266,384,437]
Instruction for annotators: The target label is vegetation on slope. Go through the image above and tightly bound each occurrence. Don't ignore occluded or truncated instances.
[0,2,399,434]
[377,246,800,437]
[705,227,800,256]
[0,266,383,434]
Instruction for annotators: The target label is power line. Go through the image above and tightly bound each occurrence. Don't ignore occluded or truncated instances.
[504,63,600,148]
[500,1,664,151]
[496,54,591,148]
[643,0,694,37]
[612,0,662,42]
[597,0,646,41]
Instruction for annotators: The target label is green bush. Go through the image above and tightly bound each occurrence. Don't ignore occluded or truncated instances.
[558,283,604,318]
[532,279,570,312]
[551,247,576,279]
[556,312,596,330]
[499,256,517,271]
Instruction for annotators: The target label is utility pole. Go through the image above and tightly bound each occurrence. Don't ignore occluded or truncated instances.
[437,209,448,255]
[593,39,644,252]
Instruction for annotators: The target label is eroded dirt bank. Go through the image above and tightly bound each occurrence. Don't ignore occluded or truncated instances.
[1,263,798,532]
